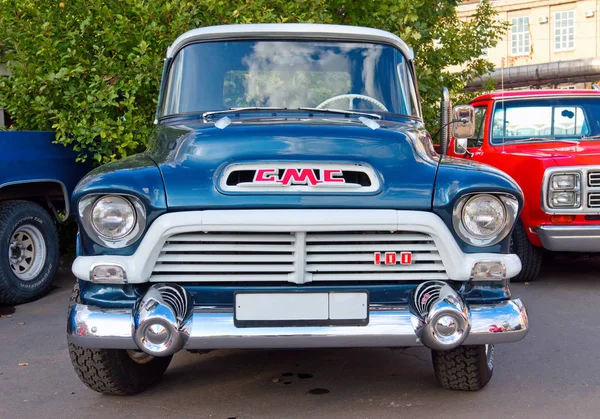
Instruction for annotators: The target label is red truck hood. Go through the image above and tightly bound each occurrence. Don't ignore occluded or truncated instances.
[501,140,600,166]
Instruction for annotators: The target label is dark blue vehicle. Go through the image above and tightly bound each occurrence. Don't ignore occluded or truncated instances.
[66,24,529,395]
[0,131,89,304]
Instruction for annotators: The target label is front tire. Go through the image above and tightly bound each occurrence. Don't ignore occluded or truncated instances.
[432,344,494,391]
[68,284,172,395]
[0,200,59,305]
[510,220,543,282]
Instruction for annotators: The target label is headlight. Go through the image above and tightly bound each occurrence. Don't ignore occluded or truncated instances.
[462,195,506,237]
[79,194,146,248]
[551,174,577,190]
[91,196,136,240]
[550,191,577,207]
[453,193,518,247]
[546,172,581,209]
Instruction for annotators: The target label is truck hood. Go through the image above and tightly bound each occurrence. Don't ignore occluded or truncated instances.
[500,140,600,166]
[148,117,439,210]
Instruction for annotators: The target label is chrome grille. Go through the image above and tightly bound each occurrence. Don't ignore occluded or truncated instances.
[589,192,600,208]
[151,231,447,283]
[590,171,600,187]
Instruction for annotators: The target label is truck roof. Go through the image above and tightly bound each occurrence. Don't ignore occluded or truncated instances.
[472,89,600,104]
[166,23,413,61]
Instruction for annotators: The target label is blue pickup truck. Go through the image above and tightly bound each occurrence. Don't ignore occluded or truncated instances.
[0,131,89,305]
[66,24,529,395]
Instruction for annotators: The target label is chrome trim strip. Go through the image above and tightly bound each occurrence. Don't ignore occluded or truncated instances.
[541,165,600,214]
[167,24,414,61]
[537,225,600,252]
[217,162,381,194]
[67,300,528,350]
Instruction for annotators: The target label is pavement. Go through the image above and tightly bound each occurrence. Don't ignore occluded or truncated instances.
[1,254,599,419]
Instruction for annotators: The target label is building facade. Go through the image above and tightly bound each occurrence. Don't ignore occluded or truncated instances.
[459,0,600,89]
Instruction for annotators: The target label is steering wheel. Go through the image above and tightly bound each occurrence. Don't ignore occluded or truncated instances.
[316,94,388,112]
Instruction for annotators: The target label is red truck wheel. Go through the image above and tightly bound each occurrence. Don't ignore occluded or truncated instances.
[510,220,543,282]
[0,200,59,305]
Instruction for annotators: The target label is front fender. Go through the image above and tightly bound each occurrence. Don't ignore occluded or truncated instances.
[72,153,167,256]
[433,157,523,253]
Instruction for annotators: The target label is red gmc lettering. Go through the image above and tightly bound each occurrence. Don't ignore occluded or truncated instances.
[323,169,345,183]
[278,168,320,186]
[254,168,278,182]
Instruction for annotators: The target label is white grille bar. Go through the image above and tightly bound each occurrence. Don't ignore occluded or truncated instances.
[151,230,447,283]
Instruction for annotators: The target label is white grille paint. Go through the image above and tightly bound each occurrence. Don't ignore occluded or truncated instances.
[72,210,523,283]
[150,230,447,283]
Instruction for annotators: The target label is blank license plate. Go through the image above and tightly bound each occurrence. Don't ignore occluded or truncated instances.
[234,291,369,327]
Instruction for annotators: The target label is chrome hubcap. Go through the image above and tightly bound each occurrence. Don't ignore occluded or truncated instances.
[8,225,46,281]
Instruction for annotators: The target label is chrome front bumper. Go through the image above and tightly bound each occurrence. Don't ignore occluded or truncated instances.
[537,225,600,252]
[67,300,529,351]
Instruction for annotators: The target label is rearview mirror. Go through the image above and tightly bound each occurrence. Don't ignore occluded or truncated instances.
[452,105,475,139]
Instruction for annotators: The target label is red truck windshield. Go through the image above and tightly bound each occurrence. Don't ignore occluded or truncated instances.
[491,97,600,144]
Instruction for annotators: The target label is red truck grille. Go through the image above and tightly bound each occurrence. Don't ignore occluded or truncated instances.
[589,171,600,188]
[589,192,600,208]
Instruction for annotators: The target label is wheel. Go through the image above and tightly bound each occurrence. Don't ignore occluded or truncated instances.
[432,344,494,391]
[0,200,59,305]
[510,220,543,282]
[68,284,172,395]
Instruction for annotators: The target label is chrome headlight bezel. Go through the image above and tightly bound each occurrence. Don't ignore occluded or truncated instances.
[452,193,519,247]
[79,194,146,248]
[544,170,582,211]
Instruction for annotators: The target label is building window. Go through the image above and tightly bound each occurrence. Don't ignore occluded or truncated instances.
[511,17,530,56]
[554,10,575,51]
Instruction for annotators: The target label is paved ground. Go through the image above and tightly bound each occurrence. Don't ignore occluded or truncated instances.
[1,254,599,419]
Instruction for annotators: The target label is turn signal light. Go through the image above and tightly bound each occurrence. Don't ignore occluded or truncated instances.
[550,215,575,223]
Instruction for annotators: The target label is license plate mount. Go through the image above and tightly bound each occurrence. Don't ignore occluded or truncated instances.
[233,290,369,328]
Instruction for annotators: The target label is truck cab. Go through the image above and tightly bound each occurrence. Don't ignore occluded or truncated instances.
[66,24,528,395]
[447,90,600,281]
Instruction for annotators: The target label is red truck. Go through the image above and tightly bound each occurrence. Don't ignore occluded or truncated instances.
[445,89,600,281]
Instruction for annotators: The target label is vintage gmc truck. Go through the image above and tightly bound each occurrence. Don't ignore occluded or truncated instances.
[67,24,529,395]
[446,90,600,281]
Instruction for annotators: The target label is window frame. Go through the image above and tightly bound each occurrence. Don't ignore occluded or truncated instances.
[510,16,531,57]
[553,10,576,52]
[489,99,591,145]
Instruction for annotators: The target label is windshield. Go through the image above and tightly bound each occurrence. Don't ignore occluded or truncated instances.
[161,40,419,117]
[491,97,600,143]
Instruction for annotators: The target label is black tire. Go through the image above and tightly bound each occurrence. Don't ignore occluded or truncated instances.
[510,220,543,282]
[0,200,59,305]
[68,284,172,396]
[432,344,494,391]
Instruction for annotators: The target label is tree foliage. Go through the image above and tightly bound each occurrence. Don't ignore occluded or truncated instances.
[0,0,506,162]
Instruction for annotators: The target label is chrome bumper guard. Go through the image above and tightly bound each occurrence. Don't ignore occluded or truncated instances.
[537,225,600,252]
[67,299,528,351]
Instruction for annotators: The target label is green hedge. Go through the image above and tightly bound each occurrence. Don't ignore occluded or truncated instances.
[0,0,506,163]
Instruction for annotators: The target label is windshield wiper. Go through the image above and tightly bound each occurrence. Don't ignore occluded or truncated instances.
[297,107,382,120]
[581,135,600,140]
[202,107,288,119]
